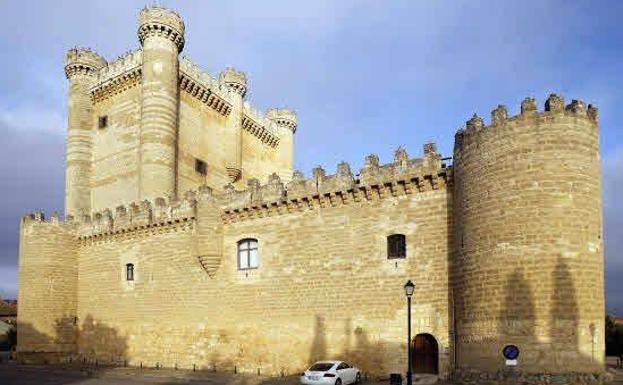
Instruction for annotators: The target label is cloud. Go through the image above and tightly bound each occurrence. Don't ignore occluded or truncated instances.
[0,104,65,135]
[603,147,623,315]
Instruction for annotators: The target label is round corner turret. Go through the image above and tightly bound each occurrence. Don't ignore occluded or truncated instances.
[138,6,185,52]
[266,108,297,133]
[452,92,604,375]
[64,47,107,79]
[219,67,247,97]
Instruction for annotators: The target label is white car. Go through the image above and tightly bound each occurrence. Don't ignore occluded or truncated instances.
[300,360,361,385]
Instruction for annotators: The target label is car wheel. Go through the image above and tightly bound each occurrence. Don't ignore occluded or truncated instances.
[335,378,342,385]
[355,373,361,384]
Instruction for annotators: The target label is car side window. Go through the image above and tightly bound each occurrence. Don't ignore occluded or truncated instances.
[337,363,347,370]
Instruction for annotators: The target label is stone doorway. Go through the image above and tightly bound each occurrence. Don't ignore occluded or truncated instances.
[412,333,439,374]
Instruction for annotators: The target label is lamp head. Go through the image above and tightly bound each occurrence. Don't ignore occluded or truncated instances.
[404,280,415,297]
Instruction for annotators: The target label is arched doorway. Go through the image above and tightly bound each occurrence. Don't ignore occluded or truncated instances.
[412,333,438,374]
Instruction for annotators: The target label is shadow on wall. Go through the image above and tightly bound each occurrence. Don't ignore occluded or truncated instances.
[309,315,327,364]
[17,315,128,365]
[493,259,599,374]
[309,315,398,376]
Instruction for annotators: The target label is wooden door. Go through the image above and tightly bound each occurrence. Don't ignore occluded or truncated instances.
[412,333,438,374]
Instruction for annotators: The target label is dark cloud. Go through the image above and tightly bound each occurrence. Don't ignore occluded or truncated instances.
[0,126,64,297]
[604,149,623,315]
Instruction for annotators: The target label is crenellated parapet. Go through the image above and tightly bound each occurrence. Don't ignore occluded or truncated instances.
[76,190,209,240]
[219,67,247,97]
[221,143,449,222]
[179,56,233,116]
[91,49,142,103]
[64,48,107,79]
[23,188,218,242]
[138,6,185,52]
[242,103,281,147]
[454,94,599,153]
[178,57,287,148]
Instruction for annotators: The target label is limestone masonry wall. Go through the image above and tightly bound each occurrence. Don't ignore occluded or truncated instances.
[74,148,451,377]
[18,212,79,362]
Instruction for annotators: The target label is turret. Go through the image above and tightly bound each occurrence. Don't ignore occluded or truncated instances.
[219,67,247,97]
[266,108,297,182]
[452,95,604,378]
[219,68,247,183]
[64,48,106,217]
[137,6,185,200]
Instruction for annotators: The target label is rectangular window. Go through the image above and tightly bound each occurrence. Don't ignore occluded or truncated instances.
[195,158,207,175]
[387,234,406,259]
[98,115,108,129]
[238,239,259,270]
[126,263,134,281]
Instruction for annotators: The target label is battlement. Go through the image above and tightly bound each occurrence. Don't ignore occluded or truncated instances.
[454,93,598,152]
[65,48,107,79]
[90,49,143,103]
[22,211,61,225]
[138,6,185,52]
[242,103,282,147]
[21,187,218,240]
[95,49,142,84]
[75,188,216,239]
[222,143,448,222]
[179,56,234,116]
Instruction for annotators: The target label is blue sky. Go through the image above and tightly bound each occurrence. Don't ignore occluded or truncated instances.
[0,1,621,313]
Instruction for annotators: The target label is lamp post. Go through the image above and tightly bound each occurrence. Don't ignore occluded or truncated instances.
[404,280,415,385]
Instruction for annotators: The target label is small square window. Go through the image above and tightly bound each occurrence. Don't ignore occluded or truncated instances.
[98,115,108,129]
[195,158,207,175]
[387,234,406,259]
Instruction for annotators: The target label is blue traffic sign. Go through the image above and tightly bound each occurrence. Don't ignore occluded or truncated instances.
[502,345,520,360]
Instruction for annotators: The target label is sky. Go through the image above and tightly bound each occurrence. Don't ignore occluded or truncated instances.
[0,1,621,313]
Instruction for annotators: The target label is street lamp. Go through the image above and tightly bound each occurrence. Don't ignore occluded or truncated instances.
[404,280,415,385]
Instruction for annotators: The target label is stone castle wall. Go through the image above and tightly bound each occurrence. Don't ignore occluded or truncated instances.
[18,149,452,378]
[18,213,79,361]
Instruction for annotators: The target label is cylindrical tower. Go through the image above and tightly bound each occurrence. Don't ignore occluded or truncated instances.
[64,48,106,218]
[219,67,247,183]
[452,95,603,378]
[266,108,297,182]
[137,6,185,200]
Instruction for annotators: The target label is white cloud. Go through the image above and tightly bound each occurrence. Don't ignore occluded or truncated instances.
[0,104,65,135]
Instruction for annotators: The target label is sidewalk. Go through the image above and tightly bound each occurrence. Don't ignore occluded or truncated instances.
[0,363,412,385]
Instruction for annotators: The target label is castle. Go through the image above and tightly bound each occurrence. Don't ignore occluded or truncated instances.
[17,6,605,383]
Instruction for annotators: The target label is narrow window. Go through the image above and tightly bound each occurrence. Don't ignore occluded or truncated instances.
[387,234,406,259]
[238,239,259,270]
[195,158,207,175]
[126,263,134,281]
[98,115,108,129]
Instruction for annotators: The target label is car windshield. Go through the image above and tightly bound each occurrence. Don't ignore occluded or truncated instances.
[309,363,335,371]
